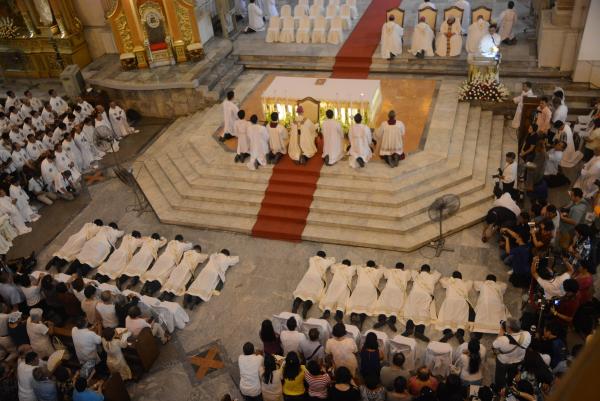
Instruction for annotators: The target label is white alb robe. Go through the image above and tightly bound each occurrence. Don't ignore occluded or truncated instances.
[0,195,30,235]
[53,222,101,261]
[436,277,473,330]
[410,22,435,56]
[55,150,81,181]
[97,234,143,280]
[26,141,43,161]
[77,227,124,268]
[246,123,270,170]
[267,123,289,154]
[376,121,405,156]
[289,117,318,160]
[122,237,167,278]
[186,252,240,301]
[319,263,356,313]
[472,280,508,333]
[574,155,600,198]
[321,118,345,164]
[498,9,517,41]
[32,116,45,131]
[348,123,372,168]
[402,270,441,324]
[292,255,336,303]
[62,139,84,171]
[346,266,383,315]
[435,20,462,57]
[380,21,403,58]
[41,108,56,125]
[479,33,501,57]
[50,96,68,115]
[466,19,489,54]
[142,240,193,285]
[9,184,37,223]
[234,119,250,155]
[511,89,535,129]
[453,0,471,33]
[74,132,95,168]
[373,268,412,317]
[109,106,132,139]
[248,3,266,31]
[559,125,583,168]
[77,101,95,118]
[222,99,239,136]
[82,125,105,159]
[162,249,208,296]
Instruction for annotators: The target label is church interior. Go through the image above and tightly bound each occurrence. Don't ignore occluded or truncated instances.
[0,1,599,401]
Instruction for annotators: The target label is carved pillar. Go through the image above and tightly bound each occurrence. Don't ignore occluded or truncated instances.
[15,0,37,37]
[47,0,68,36]
[121,0,147,68]
[163,1,186,62]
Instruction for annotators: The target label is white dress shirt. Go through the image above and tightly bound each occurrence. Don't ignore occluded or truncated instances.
[72,326,102,364]
[238,354,264,397]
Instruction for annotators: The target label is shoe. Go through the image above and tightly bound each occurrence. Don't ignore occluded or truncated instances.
[415,332,430,342]
[320,311,331,320]
[234,154,240,163]
[324,155,329,165]
[254,159,260,170]
[373,321,386,329]
[439,332,453,343]
[401,327,414,337]
[357,158,365,168]
[387,320,397,332]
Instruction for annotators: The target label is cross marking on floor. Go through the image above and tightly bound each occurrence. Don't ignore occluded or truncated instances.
[189,346,225,380]
[84,170,105,185]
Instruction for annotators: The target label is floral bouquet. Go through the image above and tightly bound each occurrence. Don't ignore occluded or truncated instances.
[0,17,19,39]
[458,72,510,102]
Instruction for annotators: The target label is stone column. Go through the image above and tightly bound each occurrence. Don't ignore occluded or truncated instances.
[15,0,38,37]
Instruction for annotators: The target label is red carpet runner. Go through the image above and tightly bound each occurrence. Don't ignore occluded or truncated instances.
[253,1,399,241]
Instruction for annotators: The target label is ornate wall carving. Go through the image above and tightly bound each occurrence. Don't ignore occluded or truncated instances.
[175,0,192,45]
[114,11,133,52]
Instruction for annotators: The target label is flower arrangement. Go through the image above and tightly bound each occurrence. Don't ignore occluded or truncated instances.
[458,71,510,102]
[0,17,19,39]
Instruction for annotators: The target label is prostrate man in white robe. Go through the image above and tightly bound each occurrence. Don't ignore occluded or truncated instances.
[292,251,336,318]
[321,109,344,166]
[511,82,534,129]
[401,264,441,342]
[319,259,356,323]
[499,1,517,45]
[45,219,104,271]
[410,17,435,58]
[346,260,383,330]
[0,188,31,235]
[246,114,270,170]
[471,274,508,335]
[67,223,124,276]
[233,109,250,164]
[109,101,138,138]
[161,245,208,301]
[288,106,317,165]
[220,91,238,141]
[266,112,289,165]
[380,15,403,60]
[141,234,193,296]
[118,233,167,289]
[453,0,471,34]
[94,230,143,282]
[348,113,372,168]
[479,24,501,58]
[184,249,239,309]
[435,17,462,57]
[466,16,489,54]
[373,262,412,332]
[436,271,473,344]
[244,0,265,33]
[48,89,68,116]
[375,110,405,168]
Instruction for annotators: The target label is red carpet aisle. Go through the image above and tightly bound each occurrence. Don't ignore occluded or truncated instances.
[332,0,401,78]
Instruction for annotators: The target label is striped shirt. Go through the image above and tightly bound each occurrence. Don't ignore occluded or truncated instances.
[304,371,331,399]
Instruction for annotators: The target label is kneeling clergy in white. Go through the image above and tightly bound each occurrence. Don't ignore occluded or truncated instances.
[346,261,383,328]
[436,271,473,341]
[162,246,208,297]
[288,106,318,161]
[246,114,270,170]
[321,109,345,165]
[76,224,124,269]
[267,112,289,161]
[97,231,143,280]
[435,17,462,57]
[472,274,509,334]
[410,17,434,57]
[402,264,441,325]
[142,235,193,285]
[186,250,239,302]
[234,110,250,160]
[348,113,372,168]
[9,181,39,223]
[52,220,103,263]
[375,110,405,166]
[318,260,356,319]
[246,0,266,32]
[121,234,167,278]
[0,189,30,235]
[380,15,403,59]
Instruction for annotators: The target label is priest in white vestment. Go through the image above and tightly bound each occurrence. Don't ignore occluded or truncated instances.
[62,134,85,172]
[380,15,403,60]
[466,16,489,54]
[436,272,473,343]
[346,261,383,330]
[511,82,534,129]
[54,145,81,182]
[410,17,435,58]
[109,102,138,138]
[373,262,412,332]
[574,152,600,199]
[453,0,471,34]
[0,189,31,235]
[118,234,167,289]
[73,127,96,168]
[221,91,238,141]
[70,224,124,276]
[472,275,508,334]
[401,265,441,342]
[435,17,462,57]
[289,106,318,164]
[76,96,95,118]
[292,251,336,318]
[46,220,103,269]
[267,112,289,164]
[375,110,405,167]
[246,114,270,170]
[321,109,345,165]
[498,1,517,43]
[478,24,501,58]
[9,180,39,223]
[348,113,372,168]
[162,246,208,299]
[95,231,143,281]
[558,122,582,169]
[141,236,193,295]
[49,90,68,115]
[184,250,239,308]
[319,260,356,322]
[234,109,250,163]
[245,0,265,33]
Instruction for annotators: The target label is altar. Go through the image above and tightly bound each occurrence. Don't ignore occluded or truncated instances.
[261,77,382,128]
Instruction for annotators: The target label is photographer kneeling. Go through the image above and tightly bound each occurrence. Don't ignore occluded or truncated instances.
[492,318,532,388]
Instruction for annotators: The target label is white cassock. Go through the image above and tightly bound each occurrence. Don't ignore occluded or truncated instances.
[380,21,403,58]
[246,123,270,170]
[552,103,568,124]
[29,96,43,111]
[122,237,167,278]
[32,116,45,132]
[82,124,105,159]
[0,195,30,235]
[292,255,336,303]
[348,123,372,168]
[50,96,68,115]
[267,123,289,154]
[373,268,412,317]
[346,266,383,315]
[162,249,208,296]
[410,22,435,56]
[479,33,501,57]
[574,155,600,198]
[472,280,508,334]
[55,150,81,182]
[62,139,84,171]
[435,277,473,331]
[42,134,55,151]
[376,121,405,156]
[42,108,56,125]
[78,101,95,118]
[9,184,37,223]
[77,226,124,268]
[465,19,489,54]
[97,234,143,280]
[435,20,462,57]
[319,263,356,313]
[234,119,250,155]
[53,222,102,262]
[26,141,43,161]
[74,132,95,168]
[511,89,535,129]
[321,118,345,164]
[142,240,193,285]
[11,149,29,171]
[559,125,583,169]
[186,252,240,301]
[453,0,471,33]
[222,99,239,136]
[498,9,517,41]
[289,117,318,160]
[109,106,132,139]
[402,270,441,324]
[248,3,266,31]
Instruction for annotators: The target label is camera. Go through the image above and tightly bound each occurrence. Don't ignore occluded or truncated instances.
[492,168,503,179]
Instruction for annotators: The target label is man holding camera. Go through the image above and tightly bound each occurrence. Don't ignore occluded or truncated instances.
[492,318,531,388]
[558,188,588,249]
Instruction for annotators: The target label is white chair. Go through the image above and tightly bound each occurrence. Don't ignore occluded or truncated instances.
[389,335,418,371]
[301,318,332,345]
[272,312,303,334]
[344,324,361,346]
[326,3,338,19]
[265,16,281,43]
[314,0,325,13]
[424,341,453,377]
[312,15,327,43]
[279,16,296,43]
[328,0,340,11]
[309,3,323,19]
[361,329,390,357]
[298,0,310,14]
[339,4,352,29]
[281,4,292,18]
[327,17,343,44]
[294,4,307,18]
[296,16,312,44]
[346,0,358,19]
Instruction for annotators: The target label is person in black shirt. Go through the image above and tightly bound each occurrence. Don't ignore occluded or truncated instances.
[329,367,361,401]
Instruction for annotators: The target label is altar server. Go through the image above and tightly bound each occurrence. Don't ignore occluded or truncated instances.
[95,230,143,282]
[109,102,138,138]
[267,112,289,164]
[45,220,103,270]
[410,17,435,58]
[435,17,462,57]
[402,264,441,342]
[118,233,167,289]
[245,0,266,33]
[292,251,336,318]
[141,235,193,295]
[184,249,239,309]
[466,16,489,54]
[69,223,124,276]
[380,15,403,60]
[289,106,317,165]
[376,110,405,167]
[319,259,356,323]
[9,178,39,223]
[498,1,517,44]
[49,89,68,115]
[221,91,238,141]
[234,109,250,163]
[478,24,501,57]
[161,246,208,300]
[453,0,471,34]
[347,260,383,330]
[321,109,345,165]
[471,275,508,334]
[511,82,534,129]
[373,262,412,332]
[246,114,270,170]
[437,271,473,344]
[0,189,31,235]
[348,113,372,168]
